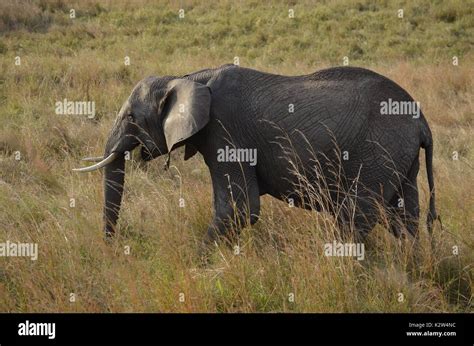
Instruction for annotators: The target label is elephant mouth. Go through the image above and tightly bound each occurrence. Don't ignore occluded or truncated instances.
[73,144,154,172]
[140,145,154,161]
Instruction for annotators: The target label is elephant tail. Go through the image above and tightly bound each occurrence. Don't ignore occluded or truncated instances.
[422,132,439,236]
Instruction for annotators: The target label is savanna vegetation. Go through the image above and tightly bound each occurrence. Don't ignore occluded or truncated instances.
[0,0,472,312]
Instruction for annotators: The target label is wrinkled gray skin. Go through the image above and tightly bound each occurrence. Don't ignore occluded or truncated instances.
[89,64,437,251]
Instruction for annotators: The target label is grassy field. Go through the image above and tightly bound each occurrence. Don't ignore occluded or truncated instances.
[0,0,472,312]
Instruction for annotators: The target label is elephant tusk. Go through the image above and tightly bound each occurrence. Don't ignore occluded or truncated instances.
[72,153,118,172]
[81,156,104,162]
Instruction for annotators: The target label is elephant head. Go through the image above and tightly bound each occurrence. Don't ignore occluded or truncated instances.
[73,77,212,237]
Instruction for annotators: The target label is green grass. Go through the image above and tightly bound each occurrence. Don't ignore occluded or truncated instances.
[0,0,472,312]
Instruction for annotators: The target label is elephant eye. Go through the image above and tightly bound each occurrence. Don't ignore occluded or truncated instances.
[127,114,134,122]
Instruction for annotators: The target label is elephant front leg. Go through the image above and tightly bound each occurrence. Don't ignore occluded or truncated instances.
[199,165,260,260]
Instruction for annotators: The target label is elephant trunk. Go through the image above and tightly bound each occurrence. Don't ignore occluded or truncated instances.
[103,153,125,237]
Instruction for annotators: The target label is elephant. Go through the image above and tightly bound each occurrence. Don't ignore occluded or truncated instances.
[73,64,438,252]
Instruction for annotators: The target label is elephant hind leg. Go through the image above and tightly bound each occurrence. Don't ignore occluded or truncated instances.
[335,197,378,242]
[388,159,420,238]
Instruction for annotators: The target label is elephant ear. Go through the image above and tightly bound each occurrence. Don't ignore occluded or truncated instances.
[161,79,211,152]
